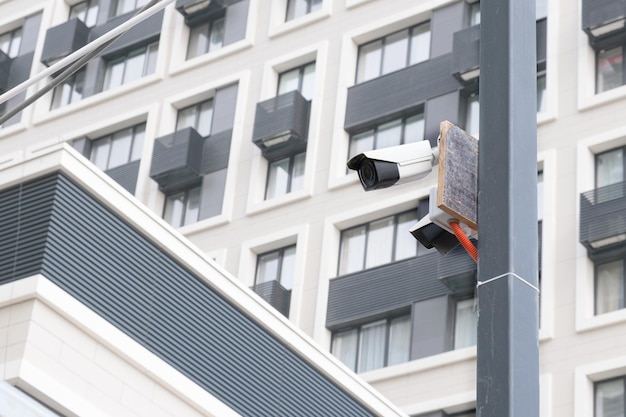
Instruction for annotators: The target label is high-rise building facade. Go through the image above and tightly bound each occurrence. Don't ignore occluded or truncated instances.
[1,0,626,416]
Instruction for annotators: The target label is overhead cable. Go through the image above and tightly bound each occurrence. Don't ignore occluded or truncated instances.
[0,0,175,123]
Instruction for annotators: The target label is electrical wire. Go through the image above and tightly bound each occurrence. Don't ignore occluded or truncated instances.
[0,0,175,123]
[449,221,478,263]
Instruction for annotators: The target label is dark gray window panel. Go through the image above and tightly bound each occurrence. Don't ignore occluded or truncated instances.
[582,0,626,43]
[40,18,90,67]
[91,10,163,58]
[0,173,378,417]
[201,129,232,173]
[430,1,465,58]
[223,0,249,46]
[411,296,453,360]
[2,52,34,127]
[198,168,226,219]
[451,18,547,83]
[0,50,10,93]
[20,13,43,56]
[437,245,477,295]
[344,54,459,134]
[580,181,626,255]
[424,91,461,147]
[252,90,311,161]
[251,280,292,317]
[0,177,57,280]
[150,127,204,191]
[104,160,140,194]
[211,83,239,134]
[326,253,450,328]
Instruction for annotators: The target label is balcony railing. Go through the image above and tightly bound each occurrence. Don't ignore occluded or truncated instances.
[40,18,90,66]
[252,90,311,161]
[580,181,626,252]
[150,127,204,191]
[251,280,291,317]
[451,18,547,83]
[326,249,478,328]
[344,54,459,134]
[582,0,626,42]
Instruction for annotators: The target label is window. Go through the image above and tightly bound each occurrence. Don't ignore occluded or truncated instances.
[70,0,99,27]
[597,148,624,189]
[163,184,201,228]
[356,22,431,83]
[348,112,425,159]
[595,377,625,417]
[90,124,145,171]
[597,46,625,94]
[454,297,477,349]
[115,0,149,15]
[103,42,158,90]
[338,209,419,275]
[595,259,626,315]
[50,69,85,109]
[464,93,480,137]
[0,27,22,58]
[278,62,316,100]
[266,152,305,199]
[469,2,481,26]
[255,245,296,290]
[595,147,625,202]
[537,72,547,113]
[176,98,214,137]
[332,315,411,373]
[285,0,322,21]
[187,16,225,60]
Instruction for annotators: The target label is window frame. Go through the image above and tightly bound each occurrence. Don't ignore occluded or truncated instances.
[254,244,297,290]
[186,14,226,60]
[50,68,86,109]
[337,208,420,276]
[265,152,306,200]
[347,110,425,160]
[0,26,22,59]
[89,123,145,171]
[596,44,626,94]
[594,255,626,316]
[594,376,626,417]
[355,21,431,84]
[102,41,159,91]
[69,0,99,27]
[285,0,323,22]
[277,61,316,100]
[114,0,149,16]
[331,312,412,373]
[163,183,203,228]
[176,98,215,137]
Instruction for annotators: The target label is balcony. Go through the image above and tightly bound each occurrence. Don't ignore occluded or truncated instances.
[437,245,477,294]
[451,18,547,83]
[40,18,90,67]
[0,50,10,93]
[251,280,291,317]
[150,127,204,191]
[252,90,311,161]
[582,0,626,43]
[344,54,459,134]
[580,182,626,254]
[175,0,226,23]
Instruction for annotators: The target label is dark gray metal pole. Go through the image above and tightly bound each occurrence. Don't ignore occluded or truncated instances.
[477,0,539,416]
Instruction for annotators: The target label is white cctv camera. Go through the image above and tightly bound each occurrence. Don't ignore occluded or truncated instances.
[346,141,438,191]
